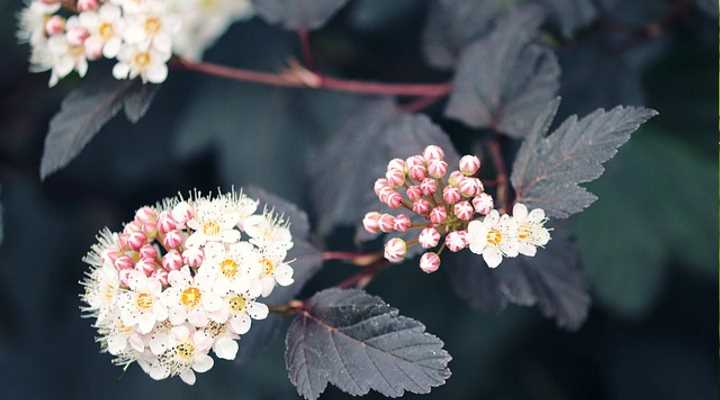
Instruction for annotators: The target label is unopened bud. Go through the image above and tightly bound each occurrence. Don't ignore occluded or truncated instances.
[419,252,441,273]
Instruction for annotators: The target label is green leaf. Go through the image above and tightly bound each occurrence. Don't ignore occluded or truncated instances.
[511,99,658,219]
[575,132,716,316]
[286,288,452,400]
[40,78,158,179]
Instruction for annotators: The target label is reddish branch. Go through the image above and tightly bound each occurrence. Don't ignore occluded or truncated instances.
[173,57,452,97]
[487,138,510,213]
[322,251,383,266]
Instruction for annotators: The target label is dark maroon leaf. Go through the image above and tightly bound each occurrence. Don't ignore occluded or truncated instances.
[251,0,350,30]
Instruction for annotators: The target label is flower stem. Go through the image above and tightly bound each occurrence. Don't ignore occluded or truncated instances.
[268,300,305,315]
[322,251,383,266]
[487,137,510,213]
[172,57,453,97]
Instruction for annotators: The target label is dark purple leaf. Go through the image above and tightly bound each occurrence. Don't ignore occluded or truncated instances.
[251,0,350,30]
[286,288,451,399]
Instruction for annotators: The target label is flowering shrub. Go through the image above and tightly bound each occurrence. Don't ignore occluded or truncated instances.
[15,0,701,398]
[18,0,253,86]
[80,190,293,384]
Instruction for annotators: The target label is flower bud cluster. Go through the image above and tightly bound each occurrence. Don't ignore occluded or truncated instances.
[364,145,552,272]
[17,0,253,87]
[80,189,294,385]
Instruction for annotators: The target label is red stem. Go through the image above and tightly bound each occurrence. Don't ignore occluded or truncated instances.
[173,57,453,97]
[487,138,510,212]
[297,29,315,70]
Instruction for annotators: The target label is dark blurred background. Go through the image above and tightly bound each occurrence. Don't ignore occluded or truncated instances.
[0,1,717,399]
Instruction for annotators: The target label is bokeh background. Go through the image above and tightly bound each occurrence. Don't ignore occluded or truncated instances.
[0,1,717,399]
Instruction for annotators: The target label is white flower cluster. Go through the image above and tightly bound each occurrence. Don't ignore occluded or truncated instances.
[17,0,253,87]
[80,190,294,385]
[466,203,551,269]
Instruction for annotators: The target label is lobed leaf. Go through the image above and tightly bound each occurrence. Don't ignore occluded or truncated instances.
[447,224,589,329]
[40,78,158,179]
[286,288,452,399]
[308,98,460,235]
[444,6,561,138]
[234,187,324,363]
[251,0,350,30]
[511,98,658,219]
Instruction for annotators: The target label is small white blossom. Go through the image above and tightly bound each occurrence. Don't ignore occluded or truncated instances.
[162,267,224,327]
[138,324,214,385]
[80,4,125,59]
[467,210,519,268]
[113,44,170,83]
[185,197,242,248]
[118,270,168,334]
[510,203,551,257]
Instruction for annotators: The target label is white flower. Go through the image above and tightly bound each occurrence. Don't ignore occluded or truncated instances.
[17,0,61,46]
[138,324,214,385]
[162,267,223,327]
[185,197,241,247]
[101,312,147,355]
[202,321,240,360]
[467,210,519,268]
[81,263,121,324]
[198,241,261,295]
[80,4,125,59]
[510,203,551,257]
[243,213,293,253]
[256,249,294,297]
[211,288,269,336]
[112,43,170,83]
[118,270,168,334]
[123,0,179,54]
[45,33,89,87]
[169,0,254,60]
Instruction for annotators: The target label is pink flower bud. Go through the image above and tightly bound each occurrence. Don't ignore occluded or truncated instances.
[378,214,396,233]
[454,201,474,221]
[139,244,158,260]
[152,269,169,286]
[77,0,99,11]
[135,257,156,277]
[458,177,480,197]
[123,221,142,235]
[445,231,468,252]
[427,159,448,179]
[419,227,441,248]
[374,178,389,195]
[448,170,464,187]
[384,238,407,263]
[420,178,438,196]
[429,206,447,224]
[66,26,89,46]
[405,155,425,168]
[412,199,431,216]
[119,269,133,287]
[408,164,427,181]
[363,212,382,233]
[406,185,423,202]
[114,255,134,271]
[385,191,404,209]
[387,158,405,172]
[84,38,103,60]
[171,201,194,227]
[393,214,411,232]
[442,186,462,205]
[419,252,441,273]
[45,16,65,35]
[127,231,147,251]
[459,155,481,176]
[162,250,183,271]
[135,206,158,225]
[377,186,395,203]
[182,247,204,268]
[162,230,184,249]
[423,145,445,161]
[157,211,177,233]
[472,193,494,215]
[102,247,120,264]
[385,168,405,187]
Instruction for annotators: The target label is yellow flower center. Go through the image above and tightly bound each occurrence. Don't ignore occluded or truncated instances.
[99,22,114,40]
[486,228,503,246]
[144,16,161,35]
[69,45,85,57]
[133,51,151,68]
[136,292,154,310]
[180,287,201,308]
[220,258,238,278]
[101,283,116,302]
[260,257,275,276]
[517,224,532,242]
[116,319,135,335]
[175,342,195,360]
[200,0,217,9]
[202,221,221,236]
[229,295,247,313]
